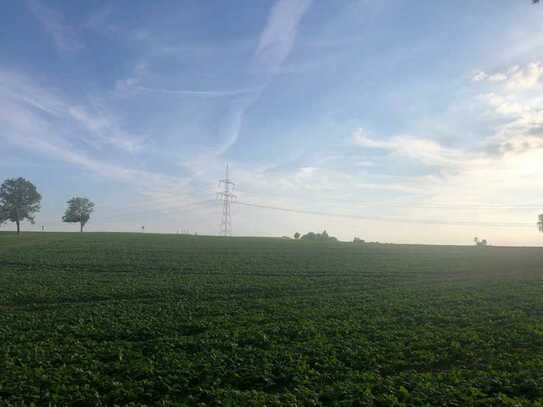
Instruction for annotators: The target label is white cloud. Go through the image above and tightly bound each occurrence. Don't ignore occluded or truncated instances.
[472,62,543,91]
[472,71,488,82]
[338,62,543,239]
[477,63,543,157]
[488,73,507,82]
[353,129,472,168]
[479,92,528,116]
[506,62,543,91]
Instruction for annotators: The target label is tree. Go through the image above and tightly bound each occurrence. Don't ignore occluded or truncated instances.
[538,214,543,232]
[353,237,365,244]
[474,237,488,247]
[63,197,95,232]
[0,178,41,234]
[294,232,300,239]
[0,206,7,228]
[300,231,338,242]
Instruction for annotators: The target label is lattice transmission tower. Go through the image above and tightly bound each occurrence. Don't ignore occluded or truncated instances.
[217,164,236,236]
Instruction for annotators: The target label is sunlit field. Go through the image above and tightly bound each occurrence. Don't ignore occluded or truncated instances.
[1,232,543,405]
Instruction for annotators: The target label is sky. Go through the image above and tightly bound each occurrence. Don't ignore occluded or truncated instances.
[1,0,543,245]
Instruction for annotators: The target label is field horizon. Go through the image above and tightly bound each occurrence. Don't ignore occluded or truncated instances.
[2,230,542,249]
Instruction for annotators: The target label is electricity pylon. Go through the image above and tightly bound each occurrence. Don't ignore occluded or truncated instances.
[218,164,236,236]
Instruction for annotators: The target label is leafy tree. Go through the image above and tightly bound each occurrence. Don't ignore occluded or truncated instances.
[0,206,7,228]
[63,197,95,232]
[301,230,338,242]
[294,232,300,239]
[301,232,316,240]
[474,237,488,247]
[0,178,42,234]
[538,214,543,232]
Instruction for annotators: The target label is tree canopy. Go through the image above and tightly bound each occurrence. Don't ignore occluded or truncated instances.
[62,197,95,232]
[0,178,41,234]
[301,230,338,242]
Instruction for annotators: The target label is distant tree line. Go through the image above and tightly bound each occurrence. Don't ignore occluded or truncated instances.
[0,177,94,234]
[292,230,338,242]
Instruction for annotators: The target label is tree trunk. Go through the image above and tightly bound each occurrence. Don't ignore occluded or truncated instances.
[16,220,20,235]
[80,222,83,233]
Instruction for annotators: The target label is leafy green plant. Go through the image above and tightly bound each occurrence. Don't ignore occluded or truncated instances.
[1,232,543,405]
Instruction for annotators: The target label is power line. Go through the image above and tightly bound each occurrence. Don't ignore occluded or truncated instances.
[94,199,217,224]
[96,193,210,216]
[28,199,218,231]
[233,200,535,228]
[217,164,236,236]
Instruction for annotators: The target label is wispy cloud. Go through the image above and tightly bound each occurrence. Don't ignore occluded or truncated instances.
[353,129,472,169]
[216,0,312,154]
[342,62,543,233]
[27,0,83,52]
[1,89,195,212]
[0,70,145,154]
[83,3,113,32]
[254,0,313,74]
[133,85,261,98]
[66,105,147,153]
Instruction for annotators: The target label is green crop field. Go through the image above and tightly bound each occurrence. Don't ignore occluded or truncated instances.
[1,232,543,406]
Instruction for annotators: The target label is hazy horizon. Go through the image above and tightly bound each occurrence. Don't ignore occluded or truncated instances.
[2,0,543,246]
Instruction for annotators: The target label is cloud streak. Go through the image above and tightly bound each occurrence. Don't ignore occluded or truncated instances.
[255,0,313,73]
[0,70,146,154]
[134,85,261,98]
[353,129,474,169]
[216,0,312,154]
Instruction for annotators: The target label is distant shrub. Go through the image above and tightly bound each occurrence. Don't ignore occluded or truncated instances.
[301,230,338,242]
[474,237,488,247]
[353,237,365,244]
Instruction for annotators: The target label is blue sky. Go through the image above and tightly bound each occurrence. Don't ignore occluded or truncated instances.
[1,0,543,245]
